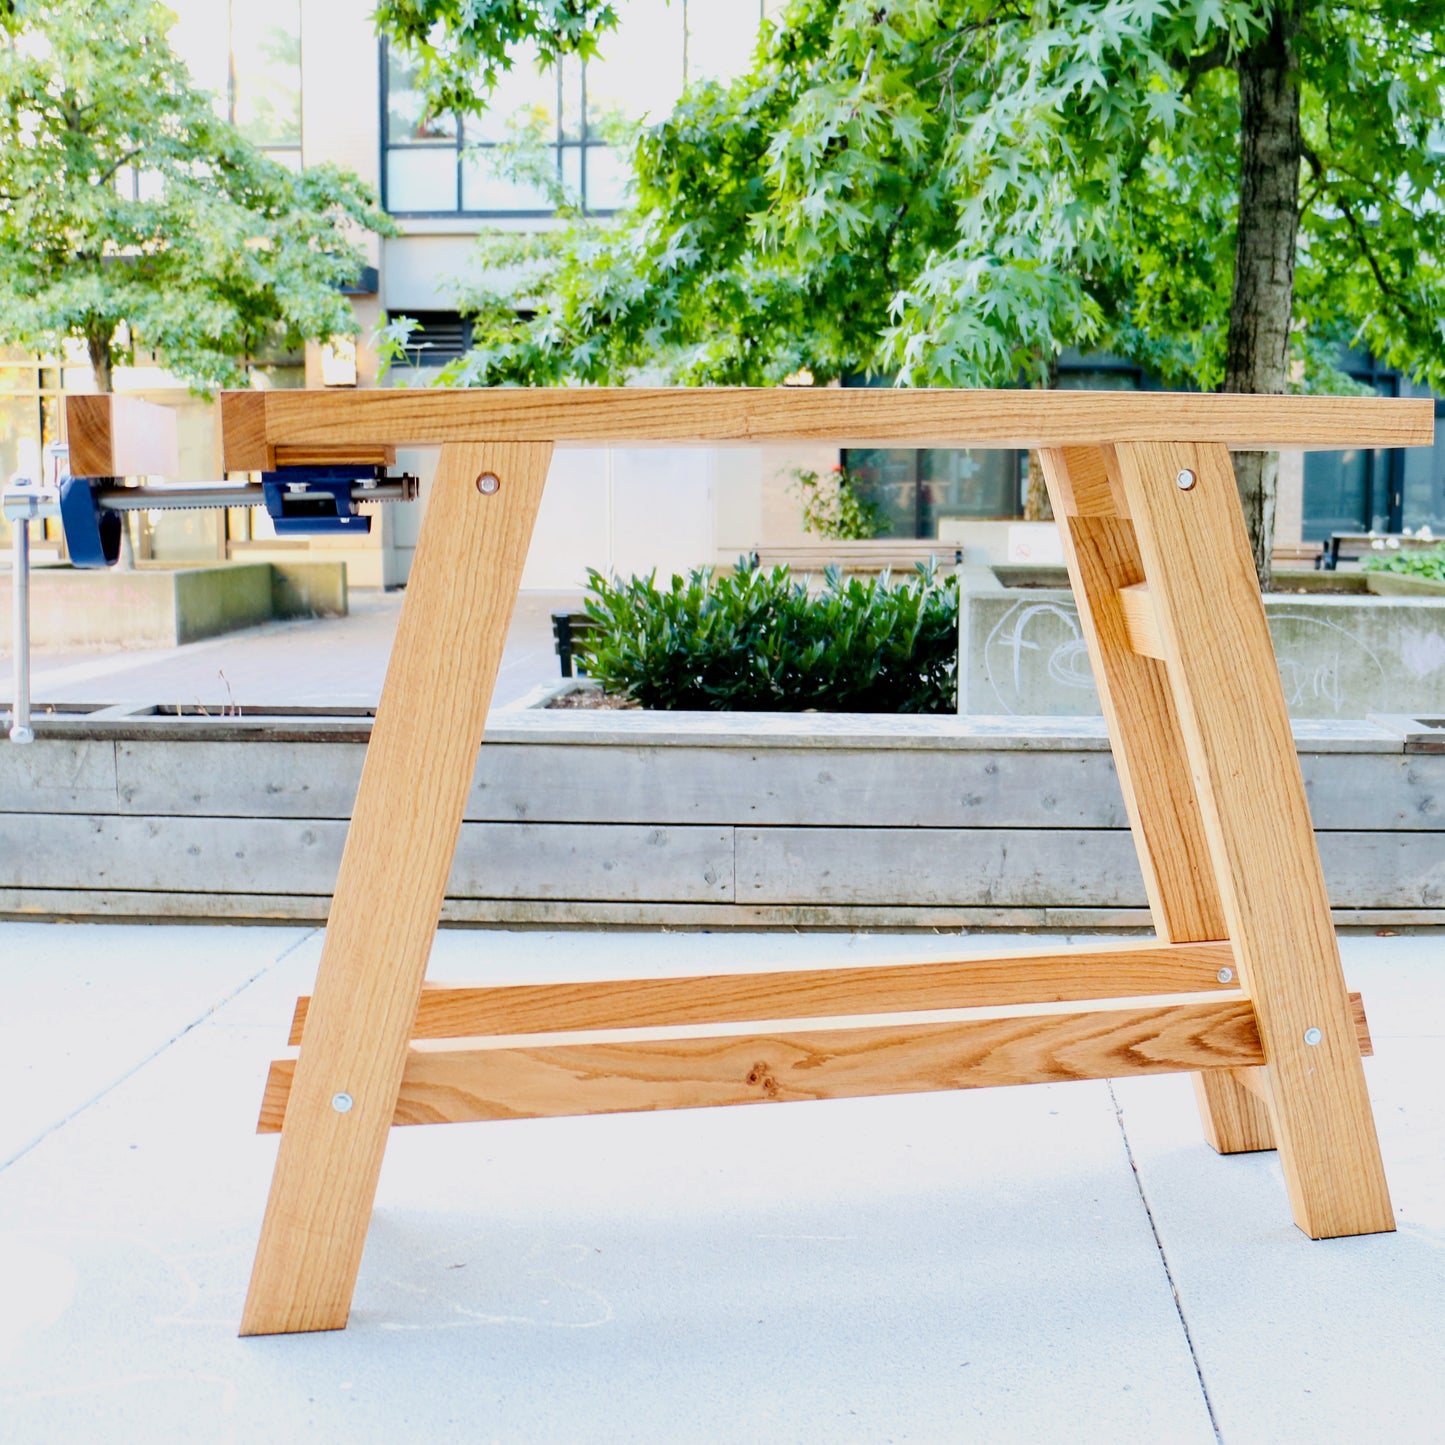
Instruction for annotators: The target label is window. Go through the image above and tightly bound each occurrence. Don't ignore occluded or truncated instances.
[1302,357,1402,540]
[382,0,764,217]
[0,358,64,550]
[841,360,1154,537]
[230,0,303,166]
[166,0,303,167]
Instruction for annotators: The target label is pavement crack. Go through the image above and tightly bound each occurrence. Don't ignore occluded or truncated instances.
[0,926,321,1176]
[1108,1079,1223,1444]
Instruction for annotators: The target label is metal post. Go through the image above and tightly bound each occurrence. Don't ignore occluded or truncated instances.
[9,512,33,744]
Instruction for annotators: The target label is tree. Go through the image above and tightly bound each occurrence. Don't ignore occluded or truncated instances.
[379,1,1445,586]
[0,0,393,395]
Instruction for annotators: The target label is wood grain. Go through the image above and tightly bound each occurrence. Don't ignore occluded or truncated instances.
[1038,448,1266,1154]
[239,439,554,1336]
[65,395,179,479]
[217,387,1432,468]
[259,994,1273,1132]
[219,392,271,473]
[287,940,1239,1044]
[1113,438,1393,1238]
[1036,451,1226,944]
[1117,583,1164,659]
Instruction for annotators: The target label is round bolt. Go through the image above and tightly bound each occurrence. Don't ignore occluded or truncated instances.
[1303,1027,1323,1047]
[476,472,501,496]
[331,1091,354,1113]
[1176,468,1197,491]
[1217,967,1234,984]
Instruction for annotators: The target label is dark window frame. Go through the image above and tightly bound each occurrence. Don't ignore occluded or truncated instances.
[379,42,619,220]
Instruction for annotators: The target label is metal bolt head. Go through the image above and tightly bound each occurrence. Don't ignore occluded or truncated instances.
[1217,967,1234,984]
[476,472,501,496]
[331,1091,354,1113]
[1303,1027,1323,1047]
[1176,468,1197,491]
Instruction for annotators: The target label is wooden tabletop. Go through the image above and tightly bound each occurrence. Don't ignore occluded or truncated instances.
[217,386,1433,472]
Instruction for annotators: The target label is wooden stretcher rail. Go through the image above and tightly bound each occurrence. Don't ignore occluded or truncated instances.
[260,992,1371,1132]
[287,940,1237,1044]
[219,387,1434,471]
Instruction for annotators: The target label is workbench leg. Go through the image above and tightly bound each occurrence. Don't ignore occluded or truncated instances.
[1112,439,1393,1238]
[240,440,554,1335]
[1037,447,1271,1155]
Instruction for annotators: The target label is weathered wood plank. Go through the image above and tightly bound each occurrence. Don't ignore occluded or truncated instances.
[259,994,1274,1132]
[54,739,1440,830]
[223,387,1432,464]
[0,815,734,901]
[738,828,1147,907]
[106,740,1132,828]
[288,940,1238,1043]
[3,815,1439,907]
[0,739,118,812]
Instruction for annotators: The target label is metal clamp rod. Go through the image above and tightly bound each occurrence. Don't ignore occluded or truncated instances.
[9,511,33,744]
[92,478,417,511]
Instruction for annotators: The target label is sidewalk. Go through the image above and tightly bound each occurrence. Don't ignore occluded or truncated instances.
[0,588,582,713]
[0,924,1440,1442]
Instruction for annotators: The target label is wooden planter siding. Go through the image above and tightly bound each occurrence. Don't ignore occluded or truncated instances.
[2,706,1440,929]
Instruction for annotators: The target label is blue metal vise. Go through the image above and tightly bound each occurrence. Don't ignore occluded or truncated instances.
[260,464,380,537]
[46,463,417,567]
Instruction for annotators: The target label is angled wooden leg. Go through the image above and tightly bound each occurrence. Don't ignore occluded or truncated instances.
[1111,439,1393,1238]
[1037,447,1271,1154]
[240,440,554,1335]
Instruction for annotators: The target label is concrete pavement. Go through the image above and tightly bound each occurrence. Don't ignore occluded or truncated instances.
[0,588,581,713]
[0,924,1441,1443]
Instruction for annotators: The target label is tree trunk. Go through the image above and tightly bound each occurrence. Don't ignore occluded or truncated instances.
[86,329,136,569]
[1224,4,1302,591]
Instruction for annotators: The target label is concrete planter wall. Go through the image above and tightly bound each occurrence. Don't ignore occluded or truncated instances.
[958,565,1445,718]
[0,561,347,649]
[1,705,1440,929]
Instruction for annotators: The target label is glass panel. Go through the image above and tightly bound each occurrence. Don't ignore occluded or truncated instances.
[231,0,302,148]
[386,148,458,212]
[0,393,43,547]
[1303,375,1393,540]
[144,509,222,563]
[559,54,585,142]
[585,0,685,129]
[1303,450,1370,540]
[1057,366,1142,391]
[165,0,230,107]
[920,448,1020,530]
[560,144,583,200]
[469,43,556,143]
[685,0,763,84]
[387,47,458,143]
[462,147,557,212]
[1401,402,1445,535]
[583,144,628,210]
[843,449,917,538]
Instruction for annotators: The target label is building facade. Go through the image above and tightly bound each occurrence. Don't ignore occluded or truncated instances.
[3,0,1441,584]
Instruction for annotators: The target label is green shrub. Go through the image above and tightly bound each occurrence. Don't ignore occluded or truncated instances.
[787,464,888,540]
[575,558,958,712]
[1361,541,1445,581]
